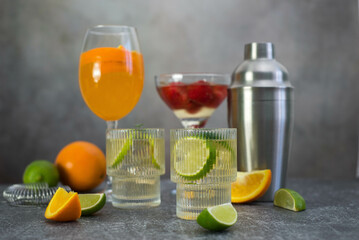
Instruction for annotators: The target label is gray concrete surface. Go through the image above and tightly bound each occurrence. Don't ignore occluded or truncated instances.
[1,179,359,239]
[0,0,358,183]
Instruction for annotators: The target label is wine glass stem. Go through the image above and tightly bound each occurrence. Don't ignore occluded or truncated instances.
[105,120,119,202]
[107,120,118,130]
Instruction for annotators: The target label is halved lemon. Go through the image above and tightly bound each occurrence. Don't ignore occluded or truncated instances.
[231,170,272,203]
[45,187,81,222]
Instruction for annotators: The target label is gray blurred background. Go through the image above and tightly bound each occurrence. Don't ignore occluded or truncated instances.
[0,0,358,183]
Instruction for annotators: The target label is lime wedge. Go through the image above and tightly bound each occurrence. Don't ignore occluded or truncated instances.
[197,203,238,231]
[79,193,106,216]
[111,138,132,168]
[274,188,306,212]
[173,137,216,181]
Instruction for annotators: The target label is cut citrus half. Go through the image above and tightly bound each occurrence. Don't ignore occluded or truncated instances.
[274,188,306,212]
[173,137,216,181]
[231,170,272,203]
[79,193,106,216]
[45,187,81,222]
[197,203,238,231]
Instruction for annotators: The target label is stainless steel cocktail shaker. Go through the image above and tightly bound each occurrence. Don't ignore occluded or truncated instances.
[228,42,293,201]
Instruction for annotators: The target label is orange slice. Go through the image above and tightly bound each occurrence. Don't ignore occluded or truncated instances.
[45,187,81,222]
[231,170,272,203]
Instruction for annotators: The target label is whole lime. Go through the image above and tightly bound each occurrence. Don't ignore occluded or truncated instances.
[23,160,59,187]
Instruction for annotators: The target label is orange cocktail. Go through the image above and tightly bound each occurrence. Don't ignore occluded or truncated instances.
[79,46,144,121]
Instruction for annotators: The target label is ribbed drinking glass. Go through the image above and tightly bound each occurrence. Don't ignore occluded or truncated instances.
[106,128,165,208]
[170,128,237,220]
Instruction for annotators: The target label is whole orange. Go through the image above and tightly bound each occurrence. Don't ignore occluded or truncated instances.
[55,141,106,192]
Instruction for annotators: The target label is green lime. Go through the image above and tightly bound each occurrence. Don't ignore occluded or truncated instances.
[173,137,216,181]
[79,193,106,216]
[197,203,238,231]
[274,188,306,212]
[23,160,59,187]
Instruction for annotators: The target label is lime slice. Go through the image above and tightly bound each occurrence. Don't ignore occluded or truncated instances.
[148,137,161,170]
[111,138,132,168]
[173,137,216,181]
[151,152,161,170]
[274,188,306,212]
[197,132,235,163]
[141,132,161,170]
[197,203,238,231]
[201,132,234,152]
[111,133,161,170]
[79,193,106,216]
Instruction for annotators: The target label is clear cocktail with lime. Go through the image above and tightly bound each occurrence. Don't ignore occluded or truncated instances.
[106,129,165,208]
[170,128,237,220]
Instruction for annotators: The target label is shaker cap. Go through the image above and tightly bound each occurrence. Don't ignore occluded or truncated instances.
[231,42,292,89]
[244,42,274,60]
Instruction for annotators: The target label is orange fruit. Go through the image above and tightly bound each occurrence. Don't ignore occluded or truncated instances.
[45,187,81,222]
[55,141,106,192]
[231,170,272,203]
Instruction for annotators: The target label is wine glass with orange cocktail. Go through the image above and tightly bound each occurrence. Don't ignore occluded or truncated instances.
[78,25,144,198]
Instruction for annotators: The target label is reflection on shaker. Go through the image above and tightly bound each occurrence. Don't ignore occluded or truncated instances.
[228,42,294,201]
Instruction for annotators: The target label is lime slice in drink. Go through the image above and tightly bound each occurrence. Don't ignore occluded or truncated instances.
[200,131,233,151]
[199,132,235,163]
[173,137,216,181]
[197,203,238,231]
[274,188,306,212]
[111,133,161,170]
[79,193,106,216]
[151,147,161,170]
[142,133,161,170]
[111,138,132,168]
[148,136,161,170]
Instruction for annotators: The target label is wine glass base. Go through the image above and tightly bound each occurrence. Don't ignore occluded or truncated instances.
[180,118,208,128]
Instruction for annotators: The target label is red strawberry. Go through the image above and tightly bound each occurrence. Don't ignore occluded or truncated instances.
[159,82,188,109]
[186,100,202,114]
[187,80,214,106]
[208,85,228,108]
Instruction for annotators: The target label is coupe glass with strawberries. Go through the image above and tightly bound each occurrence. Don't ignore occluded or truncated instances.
[155,73,230,128]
